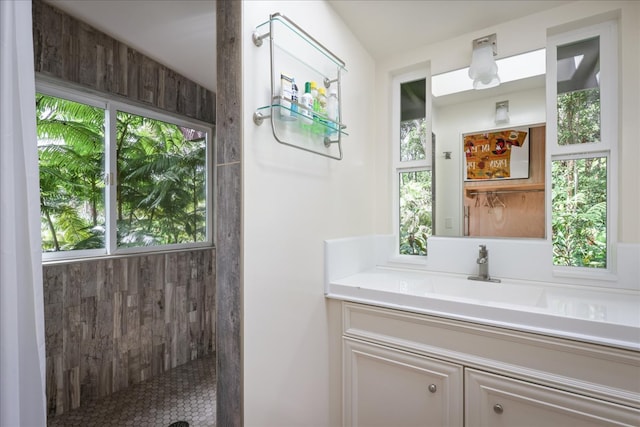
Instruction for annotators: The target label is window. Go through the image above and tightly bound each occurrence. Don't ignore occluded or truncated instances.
[392,70,433,257]
[37,93,107,253]
[551,154,607,268]
[547,21,617,273]
[115,110,208,248]
[36,84,213,260]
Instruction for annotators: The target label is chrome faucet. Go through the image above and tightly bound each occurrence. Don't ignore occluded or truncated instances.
[468,245,501,283]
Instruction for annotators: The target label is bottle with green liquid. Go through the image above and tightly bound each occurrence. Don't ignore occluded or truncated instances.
[300,82,314,133]
[309,81,320,135]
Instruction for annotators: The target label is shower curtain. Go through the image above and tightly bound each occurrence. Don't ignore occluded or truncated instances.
[0,0,47,425]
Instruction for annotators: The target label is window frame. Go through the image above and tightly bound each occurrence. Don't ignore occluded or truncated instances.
[390,66,433,261]
[546,20,618,278]
[37,80,215,262]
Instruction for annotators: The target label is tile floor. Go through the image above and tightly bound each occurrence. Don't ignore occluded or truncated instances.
[47,354,216,427]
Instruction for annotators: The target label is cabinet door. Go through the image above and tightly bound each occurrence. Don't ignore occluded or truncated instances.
[465,368,640,427]
[344,337,463,427]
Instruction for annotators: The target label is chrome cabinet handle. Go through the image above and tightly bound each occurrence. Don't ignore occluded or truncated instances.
[493,403,504,414]
[428,384,437,393]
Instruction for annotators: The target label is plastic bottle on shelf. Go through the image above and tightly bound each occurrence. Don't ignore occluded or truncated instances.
[291,78,299,117]
[326,86,339,136]
[309,81,320,134]
[310,81,319,101]
[317,87,328,132]
[300,82,314,132]
[279,73,295,120]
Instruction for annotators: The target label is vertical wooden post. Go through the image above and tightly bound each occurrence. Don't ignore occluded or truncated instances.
[216,0,243,425]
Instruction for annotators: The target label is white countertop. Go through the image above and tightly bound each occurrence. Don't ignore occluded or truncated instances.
[326,266,640,351]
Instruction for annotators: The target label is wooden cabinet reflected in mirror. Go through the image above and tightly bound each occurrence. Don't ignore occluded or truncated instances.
[463,125,545,238]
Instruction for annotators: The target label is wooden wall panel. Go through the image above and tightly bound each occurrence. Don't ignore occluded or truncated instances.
[43,248,215,417]
[32,0,215,124]
[466,191,546,237]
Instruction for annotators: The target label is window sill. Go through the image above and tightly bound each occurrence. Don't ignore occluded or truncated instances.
[552,266,618,283]
[42,244,215,266]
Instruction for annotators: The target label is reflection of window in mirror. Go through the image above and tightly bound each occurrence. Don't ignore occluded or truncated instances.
[548,21,617,272]
[392,69,433,257]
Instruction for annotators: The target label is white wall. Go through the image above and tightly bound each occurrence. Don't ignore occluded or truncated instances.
[242,1,376,425]
[374,0,640,243]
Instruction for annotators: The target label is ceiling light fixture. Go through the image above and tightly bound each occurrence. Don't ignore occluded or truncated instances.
[432,49,545,98]
[469,33,500,90]
[495,100,509,124]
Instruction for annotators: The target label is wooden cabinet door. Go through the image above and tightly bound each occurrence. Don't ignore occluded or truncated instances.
[344,337,463,427]
[465,368,640,427]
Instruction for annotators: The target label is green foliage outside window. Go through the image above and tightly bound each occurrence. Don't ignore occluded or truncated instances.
[400,119,426,161]
[557,88,600,145]
[399,118,431,256]
[552,157,607,268]
[37,94,106,251]
[116,111,207,248]
[37,94,208,253]
[399,170,432,256]
[552,89,606,268]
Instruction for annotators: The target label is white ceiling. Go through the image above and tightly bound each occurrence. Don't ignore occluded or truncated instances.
[327,1,571,60]
[46,0,572,94]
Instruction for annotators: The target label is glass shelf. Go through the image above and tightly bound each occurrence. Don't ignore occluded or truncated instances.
[254,13,347,73]
[254,97,346,160]
[252,13,347,160]
[255,96,348,136]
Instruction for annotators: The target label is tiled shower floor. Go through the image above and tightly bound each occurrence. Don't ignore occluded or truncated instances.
[47,354,216,427]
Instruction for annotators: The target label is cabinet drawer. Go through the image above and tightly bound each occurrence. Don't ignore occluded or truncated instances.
[344,337,463,427]
[465,368,640,427]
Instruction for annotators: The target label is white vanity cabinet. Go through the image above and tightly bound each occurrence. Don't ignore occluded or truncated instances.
[341,302,640,427]
[344,337,463,427]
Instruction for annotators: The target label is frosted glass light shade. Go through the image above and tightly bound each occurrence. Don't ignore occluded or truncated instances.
[468,44,500,90]
[495,101,509,124]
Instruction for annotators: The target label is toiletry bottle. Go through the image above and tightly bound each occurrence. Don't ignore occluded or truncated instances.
[317,87,328,131]
[291,78,298,117]
[300,82,314,132]
[326,86,339,136]
[279,73,294,120]
[310,81,320,134]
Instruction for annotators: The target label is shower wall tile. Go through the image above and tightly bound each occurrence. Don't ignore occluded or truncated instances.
[43,248,215,417]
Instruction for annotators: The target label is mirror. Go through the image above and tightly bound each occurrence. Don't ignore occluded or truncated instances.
[432,49,546,238]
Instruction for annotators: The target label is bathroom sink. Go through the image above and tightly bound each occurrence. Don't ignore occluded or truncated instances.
[336,269,547,309]
[425,277,547,308]
[324,237,640,351]
[327,267,640,350]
